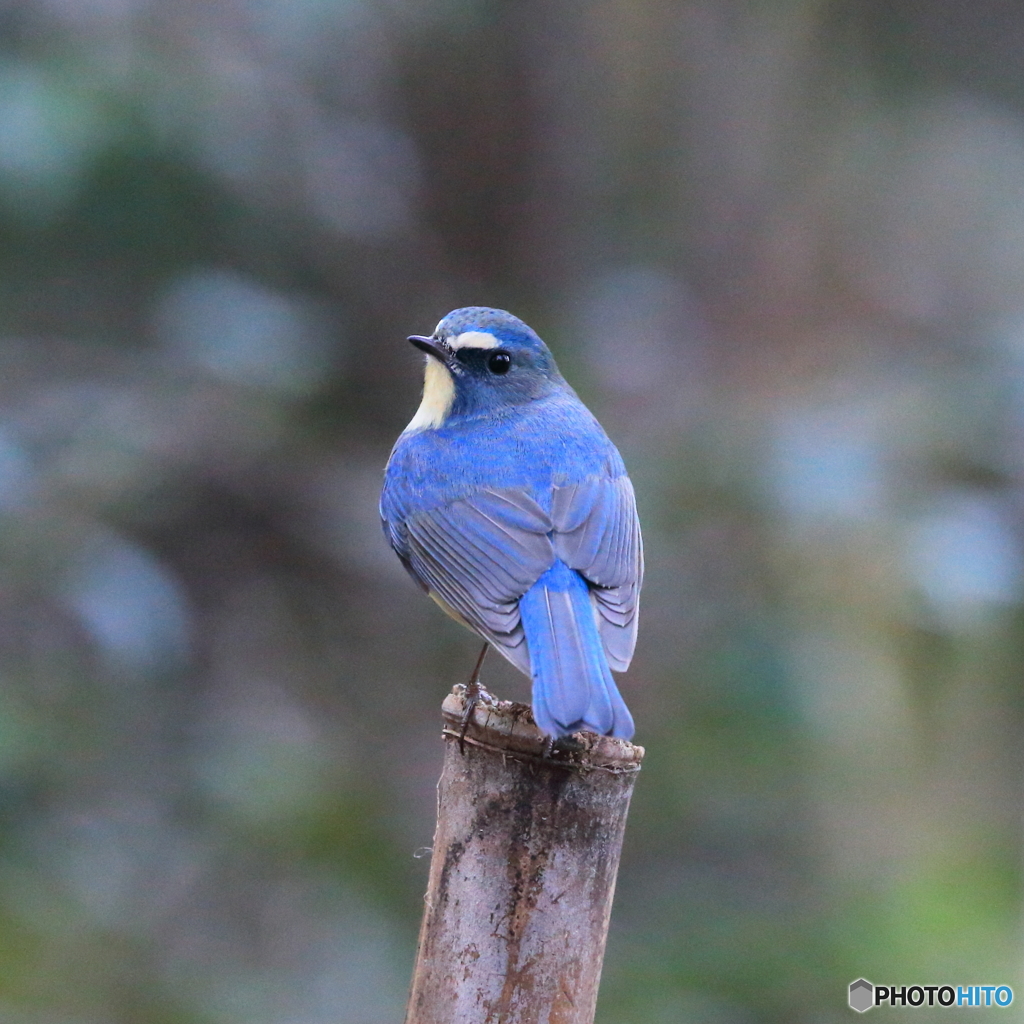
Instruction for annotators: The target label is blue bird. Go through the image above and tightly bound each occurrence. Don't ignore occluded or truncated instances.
[380,307,642,740]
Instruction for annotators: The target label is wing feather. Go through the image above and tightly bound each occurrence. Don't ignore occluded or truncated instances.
[389,475,641,675]
[401,488,553,673]
[552,475,643,670]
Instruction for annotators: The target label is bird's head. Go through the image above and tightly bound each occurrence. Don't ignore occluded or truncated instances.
[404,307,564,431]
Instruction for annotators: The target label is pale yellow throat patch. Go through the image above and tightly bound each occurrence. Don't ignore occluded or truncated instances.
[404,357,456,432]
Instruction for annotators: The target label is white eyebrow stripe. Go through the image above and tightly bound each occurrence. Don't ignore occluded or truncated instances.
[449,330,499,350]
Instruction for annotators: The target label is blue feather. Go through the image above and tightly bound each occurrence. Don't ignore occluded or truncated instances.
[519,560,634,739]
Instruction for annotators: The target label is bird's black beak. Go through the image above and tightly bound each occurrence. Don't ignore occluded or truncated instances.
[408,335,452,364]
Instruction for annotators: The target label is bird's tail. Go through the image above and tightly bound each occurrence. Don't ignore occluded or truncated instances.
[519,560,635,740]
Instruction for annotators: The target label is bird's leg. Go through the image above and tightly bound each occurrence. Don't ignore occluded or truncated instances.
[458,642,491,754]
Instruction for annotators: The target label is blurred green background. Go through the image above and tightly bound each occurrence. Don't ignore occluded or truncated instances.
[0,0,1020,1021]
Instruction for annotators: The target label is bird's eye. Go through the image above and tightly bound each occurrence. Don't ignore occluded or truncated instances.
[487,351,512,375]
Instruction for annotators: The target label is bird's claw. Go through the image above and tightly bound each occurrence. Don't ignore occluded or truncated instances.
[458,643,491,754]
[458,677,496,754]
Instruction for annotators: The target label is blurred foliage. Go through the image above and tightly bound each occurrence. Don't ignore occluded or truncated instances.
[0,0,1019,1022]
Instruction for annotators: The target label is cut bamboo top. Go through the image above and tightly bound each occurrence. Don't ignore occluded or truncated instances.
[441,685,645,773]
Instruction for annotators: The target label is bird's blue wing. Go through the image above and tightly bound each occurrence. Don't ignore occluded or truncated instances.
[400,487,554,673]
[385,473,641,677]
[551,475,643,671]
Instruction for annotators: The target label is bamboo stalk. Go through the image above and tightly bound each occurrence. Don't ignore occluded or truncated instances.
[405,686,644,1024]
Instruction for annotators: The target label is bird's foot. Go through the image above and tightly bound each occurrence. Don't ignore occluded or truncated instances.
[539,730,587,759]
[458,642,491,754]
[458,678,496,753]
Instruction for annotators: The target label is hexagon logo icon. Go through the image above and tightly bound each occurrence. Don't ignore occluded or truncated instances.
[849,979,874,1013]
